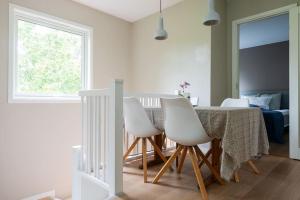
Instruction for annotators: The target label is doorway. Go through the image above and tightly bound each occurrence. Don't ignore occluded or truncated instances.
[232,4,300,160]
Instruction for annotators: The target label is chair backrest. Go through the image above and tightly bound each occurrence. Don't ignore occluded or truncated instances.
[160,98,211,146]
[221,98,249,107]
[123,97,159,137]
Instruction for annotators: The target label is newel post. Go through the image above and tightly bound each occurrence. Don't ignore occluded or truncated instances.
[107,79,123,195]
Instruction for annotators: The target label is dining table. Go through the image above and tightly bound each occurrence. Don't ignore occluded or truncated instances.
[144,106,270,181]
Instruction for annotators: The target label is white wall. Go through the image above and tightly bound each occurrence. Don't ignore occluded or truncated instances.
[130,0,212,106]
[0,0,230,198]
[0,0,131,199]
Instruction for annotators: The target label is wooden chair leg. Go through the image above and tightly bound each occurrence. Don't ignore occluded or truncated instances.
[194,146,202,162]
[123,137,140,161]
[176,143,179,167]
[152,145,183,184]
[248,160,260,174]
[198,148,212,167]
[188,147,208,200]
[162,133,167,149]
[142,138,147,183]
[177,147,187,173]
[233,160,259,184]
[147,137,173,171]
[194,146,224,185]
[234,171,240,183]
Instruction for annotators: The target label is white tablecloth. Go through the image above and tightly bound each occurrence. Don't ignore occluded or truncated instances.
[145,106,269,181]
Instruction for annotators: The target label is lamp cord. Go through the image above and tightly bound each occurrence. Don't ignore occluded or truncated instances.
[160,0,162,14]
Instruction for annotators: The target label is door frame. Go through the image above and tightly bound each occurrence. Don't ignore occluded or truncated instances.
[231,3,300,159]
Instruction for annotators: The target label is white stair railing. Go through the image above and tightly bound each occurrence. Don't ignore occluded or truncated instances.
[73,86,180,199]
[73,80,123,200]
[125,93,178,107]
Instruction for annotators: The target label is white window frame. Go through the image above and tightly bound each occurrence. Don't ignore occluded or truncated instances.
[9,4,93,103]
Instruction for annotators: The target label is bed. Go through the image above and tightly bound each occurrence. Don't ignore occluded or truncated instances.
[241,90,289,144]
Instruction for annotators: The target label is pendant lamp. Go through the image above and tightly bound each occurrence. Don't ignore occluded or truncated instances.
[154,0,168,40]
[203,0,220,26]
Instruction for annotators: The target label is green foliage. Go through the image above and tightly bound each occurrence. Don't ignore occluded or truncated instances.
[17,20,82,96]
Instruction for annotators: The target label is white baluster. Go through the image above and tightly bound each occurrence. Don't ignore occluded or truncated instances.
[104,95,109,181]
[81,96,85,171]
[86,97,91,174]
[91,96,95,175]
[95,96,100,178]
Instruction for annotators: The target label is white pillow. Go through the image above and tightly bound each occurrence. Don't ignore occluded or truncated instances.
[260,93,281,110]
[241,94,259,99]
[248,96,272,110]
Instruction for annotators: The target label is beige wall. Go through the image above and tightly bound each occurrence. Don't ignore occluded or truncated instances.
[211,0,227,106]
[130,0,212,106]
[226,0,297,95]
[4,0,290,199]
[0,0,131,199]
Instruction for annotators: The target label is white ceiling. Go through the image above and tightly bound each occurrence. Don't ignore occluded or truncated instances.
[239,14,289,49]
[72,0,184,22]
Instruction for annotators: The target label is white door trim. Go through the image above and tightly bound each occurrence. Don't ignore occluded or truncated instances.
[231,3,300,160]
[289,6,300,159]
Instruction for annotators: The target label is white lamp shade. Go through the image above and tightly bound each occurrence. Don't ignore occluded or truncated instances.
[154,16,168,40]
[203,0,220,26]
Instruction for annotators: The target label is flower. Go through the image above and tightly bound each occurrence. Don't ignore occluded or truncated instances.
[179,81,191,93]
[180,81,190,88]
[183,81,190,87]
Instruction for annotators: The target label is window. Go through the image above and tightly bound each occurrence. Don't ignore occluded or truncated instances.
[9,4,92,103]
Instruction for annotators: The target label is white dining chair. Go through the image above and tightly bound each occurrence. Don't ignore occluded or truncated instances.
[220,98,260,182]
[221,98,249,107]
[152,98,224,200]
[123,97,171,183]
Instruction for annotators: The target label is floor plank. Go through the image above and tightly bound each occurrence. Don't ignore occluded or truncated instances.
[119,155,300,200]
[269,131,289,158]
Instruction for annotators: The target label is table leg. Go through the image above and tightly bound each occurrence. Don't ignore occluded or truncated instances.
[154,134,163,160]
[211,139,221,172]
[176,143,179,167]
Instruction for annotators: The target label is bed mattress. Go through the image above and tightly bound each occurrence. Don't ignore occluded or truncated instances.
[274,109,289,127]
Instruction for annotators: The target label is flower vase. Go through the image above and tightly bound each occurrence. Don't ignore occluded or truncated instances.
[182,92,190,99]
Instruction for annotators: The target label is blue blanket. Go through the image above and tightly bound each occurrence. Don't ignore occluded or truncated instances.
[262,110,285,144]
[250,104,285,143]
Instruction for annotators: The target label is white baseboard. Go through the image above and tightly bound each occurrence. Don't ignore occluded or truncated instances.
[21,190,59,200]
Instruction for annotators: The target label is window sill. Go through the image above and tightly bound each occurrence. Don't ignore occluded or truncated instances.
[8,96,81,104]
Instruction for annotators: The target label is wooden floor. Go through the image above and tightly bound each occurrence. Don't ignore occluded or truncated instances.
[118,155,300,200]
[269,131,289,158]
